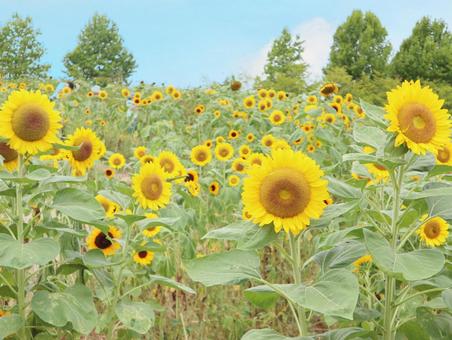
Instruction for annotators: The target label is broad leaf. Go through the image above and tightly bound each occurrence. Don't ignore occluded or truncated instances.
[115,300,155,334]
[52,188,105,222]
[0,314,23,339]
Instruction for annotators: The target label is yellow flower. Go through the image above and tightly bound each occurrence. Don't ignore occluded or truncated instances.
[0,142,18,172]
[98,90,108,100]
[353,255,372,272]
[228,129,240,139]
[109,153,126,169]
[257,89,268,98]
[215,143,234,161]
[133,249,154,266]
[242,148,329,234]
[132,162,172,210]
[231,158,247,173]
[209,181,220,195]
[417,216,449,247]
[121,88,130,97]
[96,195,120,218]
[248,153,265,167]
[385,80,451,155]
[239,144,251,158]
[269,110,285,125]
[151,91,163,101]
[246,133,255,142]
[277,91,287,101]
[143,213,162,238]
[306,95,317,104]
[364,163,389,182]
[104,168,115,179]
[86,226,122,256]
[191,145,212,166]
[261,134,275,148]
[157,151,184,177]
[134,146,147,159]
[228,175,240,187]
[140,154,155,165]
[0,90,62,155]
[243,96,255,108]
[320,83,338,96]
[65,128,103,175]
[435,142,452,166]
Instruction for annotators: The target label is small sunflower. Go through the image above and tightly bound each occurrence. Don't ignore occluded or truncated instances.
[261,134,275,148]
[239,145,251,158]
[134,146,147,159]
[246,133,255,142]
[228,129,240,140]
[435,142,452,166]
[96,195,120,218]
[385,80,451,155]
[228,175,240,187]
[417,216,449,247]
[232,158,247,173]
[324,113,336,124]
[365,163,389,182]
[0,90,62,155]
[132,162,172,210]
[143,213,162,238]
[65,128,103,175]
[191,145,212,166]
[86,226,122,256]
[104,168,115,179]
[248,153,265,167]
[242,148,329,234]
[243,96,255,108]
[140,154,156,165]
[320,83,339,96]
[109,153,126,169]
[0,142,18,172]
[215,143,234,161]
[184,169,199,183]
[353,255,372,272]
[209,181,220,196]
[269,110,286,125]
[133,249,154,266]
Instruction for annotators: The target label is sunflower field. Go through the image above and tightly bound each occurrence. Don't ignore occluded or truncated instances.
[0,77,451,340]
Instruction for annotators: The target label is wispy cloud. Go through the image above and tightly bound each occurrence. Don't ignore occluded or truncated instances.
[238,17,335,81]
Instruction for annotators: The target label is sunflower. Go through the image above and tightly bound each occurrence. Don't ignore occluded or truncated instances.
[65,128,103,175]
[204,139,213,148]
[184,169,199,183]
[232,158,247,173]
[306,95,317,104]
[258,89,268,98]
[143,213,162,238]
[121,88,130,97]
[345,93,353,103]
[268,89,276,98]
[140,154,156,165]
[133,249,154,266]
[214,110,221,118]
[242,148,330,234]
[134,146,147,159]
[417,216,449,247]
[186,181,201,196]
[277,91,287,101]
[228,175,240,187]
[172,90,181,100]
[324,113,336,124]
[151,91,163,101]
[353,255,372,272]
[364,163,389,182]
[385,80,451,155]
[320,83,339,96]
[261,134,275,148]
[104,168,115,179]
[191,145,212,166]
[109,153,126,169]
[435,143,452,165]
[0,142,18,172]
[215,143,234,161]
[216,136,225,144]
[228,129,240,139]
[0,90,62,155]
[132,162,172,210]
[243,96,255,108]
[96,195,120,218]
[209,181,220,196]
[269,110,286,125]
[239,145,251,158]
[98,90,108,100]
[246,133,255,142]
[249,153,265,167]
[86,226,122,256]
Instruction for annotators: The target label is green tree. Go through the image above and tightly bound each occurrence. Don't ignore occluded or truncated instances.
[259,28,308,93]
[391,17,452,83]
[0,14,50,79]
[64,14,137,83]
[326,10,391,79]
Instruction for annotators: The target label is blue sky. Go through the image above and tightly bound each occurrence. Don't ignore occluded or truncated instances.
[1,0,451,86]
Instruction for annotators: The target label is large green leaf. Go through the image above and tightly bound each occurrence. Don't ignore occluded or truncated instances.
[241,328,306,340]
[326,176,361,199]
[0,234,59,269]
[359,99,387,127]
[115,300,155,334]
[364,229,445,280]
[244,286,280,309]
[148,274,195,294]
[0,314,23,339]
[31,284,98,335]
[241,327,368,340]
[308,241,366,273]
[184,250,261,287]
[52,188,105,222]
[352,123,386,151]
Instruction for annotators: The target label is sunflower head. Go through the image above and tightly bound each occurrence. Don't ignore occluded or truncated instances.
[133,250,155,266]
[0,142,18,172]
[215,143,234,161]
[65,127,103,175]
[209,181,220,196]
[134,146,147,159]
[191,145,212,166]
[417,216,449,247]
[86,226,122,256]
[435,142,452,166]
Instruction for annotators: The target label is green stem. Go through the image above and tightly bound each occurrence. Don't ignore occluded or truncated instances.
[289,233,309,336]
[383,168,403,340]
[16,155,28,339]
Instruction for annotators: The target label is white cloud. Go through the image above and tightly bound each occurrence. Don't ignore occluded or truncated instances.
[239,17,335,81]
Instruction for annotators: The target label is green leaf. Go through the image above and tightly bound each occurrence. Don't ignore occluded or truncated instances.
[135,217,180,231]
[311,202,358,228]
[26,168,51,181]
[397,320,430,340]
[184,250,261,287]
[364,229,445,280]
[425,183,452,220]
[0,234,59,269]
[326,176,361,199]
[202,221,255,241]
[352,124,386,150]
[148,274,195,294]
[241,328,307,340]
[441,289,452,310]
[52,188,105,222]
[402,186,452,200]
[308,241,366,272]
[359,100,387,127]
[83,249,115,268]
[244,286,280,309]
[0,314,23,339]
[115,300,155,334]
[31,284,98,335]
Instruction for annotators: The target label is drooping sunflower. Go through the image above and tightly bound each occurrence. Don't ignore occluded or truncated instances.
[435,142,452,166]
[215,143,234,161]
[417,216,449,247]
[242,148,330,234]
[352,255,372,272]
[96,194,120,218]
[109,153,126,169]
[86,226,122,256]
[0,90,62,155]
[143,213,162,238]
[0,142,18,172]
[385,80,451,155]
[191,145,212,166]
[134,146,147,159]
[320,83,339,96]
[364,163,389,182]
[65,127,103,175]
[269,110,286,125]
[209,181,220,196]
[132,162,172,210]
[133,249,154,266]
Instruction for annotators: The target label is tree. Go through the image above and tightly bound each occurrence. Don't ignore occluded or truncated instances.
[391,17,452,83]
[0,14,50,79]
[64,14,137,83]
[326,10,391,79]
[259,28,308,93]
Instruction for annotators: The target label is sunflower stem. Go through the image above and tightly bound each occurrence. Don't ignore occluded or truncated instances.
[289,233,309,336]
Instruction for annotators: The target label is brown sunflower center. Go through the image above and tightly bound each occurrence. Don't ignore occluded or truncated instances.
[138,250,148,258]
[72,139,93,162]
[398,103,436,143]
[424,221,441,239]
[273,115,281,122]
[259,168,311,218]
[437,147,450,163]
[160,159,175,173]
[235,163,245,172]
[106,169,113,176]
[94,232,113,249]
[113,158,121,165]
[0,142,18,162]
[11,104,50,141]
[374,164,387,171]
[141,174,164,200]
[219,148,229,157]
[196,151,207,162]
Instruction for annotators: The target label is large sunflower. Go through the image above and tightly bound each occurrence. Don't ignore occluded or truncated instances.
[65,128,103,175]
[86,226,122,256]
[242,149,330,234]
[417,216,449,247]
[0,142,18,172]
[132,162,172,210]
[385,80,451,155]
[0,90,62,154]
[191,145,212,166]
